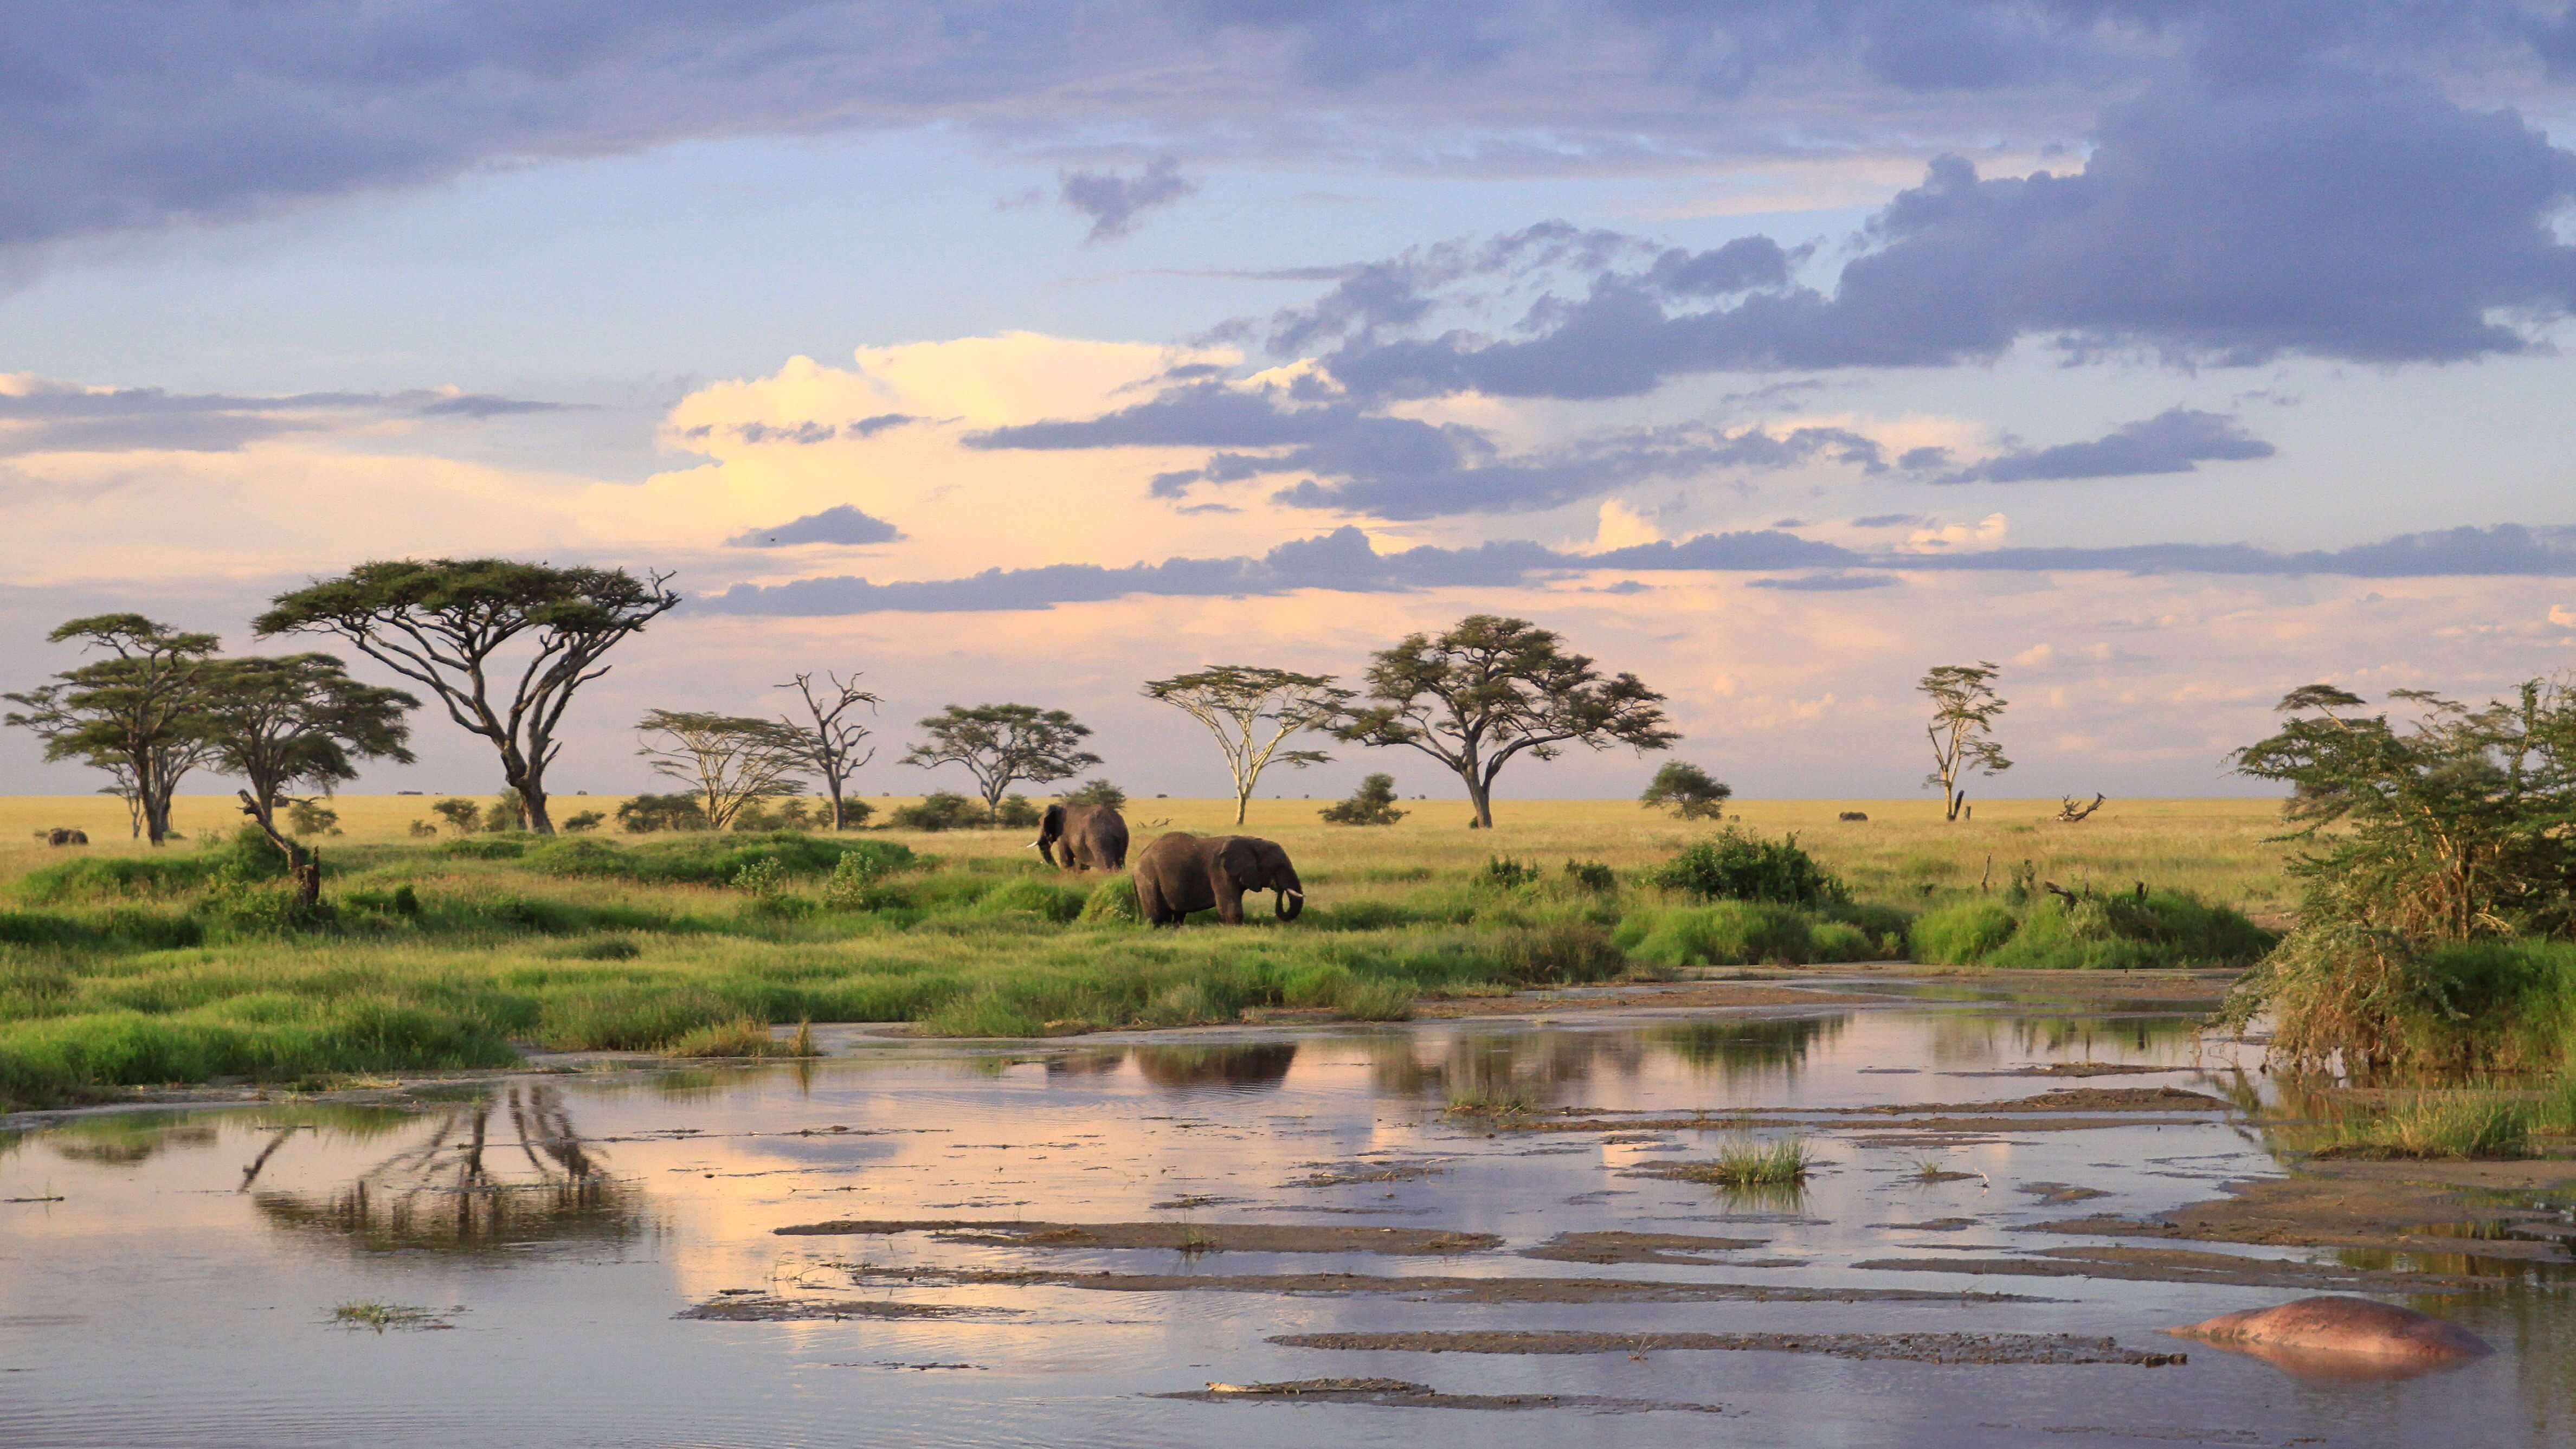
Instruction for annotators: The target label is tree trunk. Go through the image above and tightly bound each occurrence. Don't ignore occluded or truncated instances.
[236,788,323,911]
[826,781,848,830]
[1234,786,1251,827]
[1462,772,1495,829]
[512,770,556,835]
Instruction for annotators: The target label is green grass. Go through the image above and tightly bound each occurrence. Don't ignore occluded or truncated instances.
[1672,1135,1816,1186]
[329,1300,449,1333]
[2306,1093,2536,1160]
[0,800,2302,1109]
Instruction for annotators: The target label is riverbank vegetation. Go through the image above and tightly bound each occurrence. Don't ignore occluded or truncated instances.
[0,796,2281,1109]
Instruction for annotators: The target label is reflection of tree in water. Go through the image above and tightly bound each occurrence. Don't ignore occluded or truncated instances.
[1923,1012,2201,1068]
[1366,1029,1652,1104]
[1647,1016,1847,1087]
[1046,1049,1130,1077]
[47,1115,219,1165]
[1132,1043,1298,1092]
[249,1084,647,1254]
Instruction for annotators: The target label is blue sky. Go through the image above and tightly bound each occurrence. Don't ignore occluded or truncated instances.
[5,2,2575,805]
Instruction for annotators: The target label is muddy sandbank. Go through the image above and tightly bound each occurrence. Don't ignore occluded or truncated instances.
[772,1218,1503,1254]
[830,1263,2047,1304]
[1154,1378,1728,1413]
[1518,1230,1767,1265]
[2028,1156,2576,1261]
[1268,1329,2185,1366]
[1855,1244,2527,1292]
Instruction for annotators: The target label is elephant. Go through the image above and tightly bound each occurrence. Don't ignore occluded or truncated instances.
[1034,803,1129,871]
[46,827,88,846]
[1133,832,1304,925]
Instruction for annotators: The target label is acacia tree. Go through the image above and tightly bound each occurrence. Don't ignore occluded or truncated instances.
[1143,665,1353,826]
[1334,615,1676,829]
[206,654,419,905]
[255,559,679,834]
[1920,661,2011,821]
[777,672,881,830]
[1640,761,1733,820]
[635,710,811,830]
[4,615,222,845]
[901,704,1099,823]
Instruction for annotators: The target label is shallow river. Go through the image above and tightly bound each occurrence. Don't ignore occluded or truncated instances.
[3,995,2568,1447]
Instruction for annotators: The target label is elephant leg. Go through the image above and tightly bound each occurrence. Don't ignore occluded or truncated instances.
[1138,877,1171,926]
[1216,887,1245,925]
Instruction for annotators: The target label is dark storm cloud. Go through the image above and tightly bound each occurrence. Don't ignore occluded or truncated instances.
[725,504,906,548]
[1932,409,2276,484]
[1305,74,2576,401]
[8,4,2567,252]
[1058,156,1199,242]
[0,380,576,454]
[701,520,2576,615]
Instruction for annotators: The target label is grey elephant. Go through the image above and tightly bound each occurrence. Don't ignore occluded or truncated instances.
[1034,803,1129,871]
[1133,832,1304,925]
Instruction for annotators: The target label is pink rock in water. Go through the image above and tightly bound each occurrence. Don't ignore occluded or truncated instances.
[2166,1296,2493,1378]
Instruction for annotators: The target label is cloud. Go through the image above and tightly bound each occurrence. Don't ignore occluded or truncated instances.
[971,378,1886,518]
[699,520,2576,615]
[10,4,2570,255]
[0,377,576,455]
[1933,409,2275,484]
[1059,156,1199,242]
[1748,572,1898,591]
[1851,512,1928,527]
[726,504,905,548]
[1302,73,2576,403]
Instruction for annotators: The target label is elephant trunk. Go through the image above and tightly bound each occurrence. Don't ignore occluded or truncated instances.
[1275,887,1304,922]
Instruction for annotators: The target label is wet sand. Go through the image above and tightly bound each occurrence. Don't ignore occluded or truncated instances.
[1268,1329,2188,1367]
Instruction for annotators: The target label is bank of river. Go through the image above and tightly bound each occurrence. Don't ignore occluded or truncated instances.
[3,981,2569,1447]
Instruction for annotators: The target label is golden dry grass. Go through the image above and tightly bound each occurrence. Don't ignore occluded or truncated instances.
[0,791,2295,910]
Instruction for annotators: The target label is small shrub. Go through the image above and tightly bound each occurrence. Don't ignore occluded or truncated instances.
[1680,1136,1814,1187]
[437,838,526,861]
[1562,859,1617,893]
[891,793,984,832]
[429,798,482,833]
[1062,778,1127,809]
[560,810,606,834]
[285,800,340,835]
[1481,856,1541,889]
[1077,875,1141,925]
[1321,774,1406,826]
[732,858,788,897]
[487,788,530,832]
[1335,980,1416,1021]
[821,851,898,909]
[617,792,709,833]
[2313,1095,2534,1160]
[1652,829,1847,907]
[996,795,1042,829]
[1806,921,1876,963]
[406,819,438,838]
[662,1018,798,1058]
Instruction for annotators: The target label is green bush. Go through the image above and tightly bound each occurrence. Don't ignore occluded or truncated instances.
[1562,859,1617,893]
[1320,774,1406,826]
[996,795,1042,829]
[1077,875,1141,924]
[1481,856,1541,889]
[524,833,912,886]
[1806,921,1877,962]
[616,792,707,833]
[1619,902,1815,967]
[1652,829,1847,906]
[439,838,525,861]
[1911,900,2017,964]
[891,793,984,832]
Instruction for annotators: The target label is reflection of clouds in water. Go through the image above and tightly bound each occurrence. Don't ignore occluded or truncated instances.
[1362,1017,1849,1103]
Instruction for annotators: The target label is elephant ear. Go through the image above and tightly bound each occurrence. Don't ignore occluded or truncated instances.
[1218,836,1261,885]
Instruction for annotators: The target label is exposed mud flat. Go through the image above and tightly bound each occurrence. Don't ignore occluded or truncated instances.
[1287,1161,1446,1187]
[1154,1377,1729,1414]
[1946,1063,2201,1078]
[1407,983,1894,1019]
[1479,1086,2229,1138]
[830,1263,2047,1304]
[772,1218,1504,1255]
[1856,1245,2527,1292]
[1269,1329,2187,1366]
[2030,1156,2576,1261]
[1518,1230,1766,1265]
[675,1295,1020,1323]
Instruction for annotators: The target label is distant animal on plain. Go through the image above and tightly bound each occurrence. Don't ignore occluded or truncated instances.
[1033,802,1128,871]
[1838,811,1869,822]
[45,827,88,846]
[1134,832,1304,926]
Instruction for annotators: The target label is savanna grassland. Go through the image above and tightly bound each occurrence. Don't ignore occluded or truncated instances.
[0,793,2290,1110]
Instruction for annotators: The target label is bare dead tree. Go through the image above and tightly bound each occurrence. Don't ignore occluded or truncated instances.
[778,671,881,830]
[2055,793,2107,822]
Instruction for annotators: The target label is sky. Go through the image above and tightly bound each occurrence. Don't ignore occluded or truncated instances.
[5,2,2576,808]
